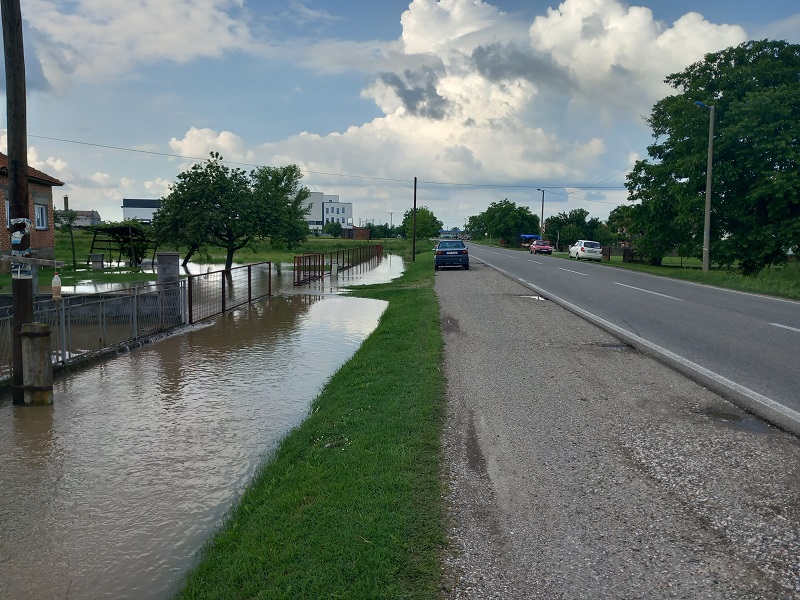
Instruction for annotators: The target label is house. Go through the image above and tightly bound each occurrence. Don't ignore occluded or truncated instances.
[54,209,103,227]
[0,152,64,261]
[303,191,353,233]
[122,198,161,223]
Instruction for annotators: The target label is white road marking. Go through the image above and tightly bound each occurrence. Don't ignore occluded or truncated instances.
[614,282,683,301]
[770,322,800,333]
[558,267,587,276]
[528,259,544,265]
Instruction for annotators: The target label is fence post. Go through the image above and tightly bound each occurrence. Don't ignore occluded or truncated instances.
[20,322,53,405]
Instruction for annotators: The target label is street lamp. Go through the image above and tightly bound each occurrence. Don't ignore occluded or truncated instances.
[695,101,715,273]
[536,188,545,237]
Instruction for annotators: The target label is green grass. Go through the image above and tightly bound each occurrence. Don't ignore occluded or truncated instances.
[175,256,447,599]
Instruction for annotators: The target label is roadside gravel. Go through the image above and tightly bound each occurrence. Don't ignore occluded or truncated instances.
[435,259,800,599]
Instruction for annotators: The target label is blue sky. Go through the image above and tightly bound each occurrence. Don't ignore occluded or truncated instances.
[4,0,800,228]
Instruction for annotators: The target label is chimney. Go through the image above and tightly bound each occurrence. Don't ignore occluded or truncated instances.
[63,195,69,210]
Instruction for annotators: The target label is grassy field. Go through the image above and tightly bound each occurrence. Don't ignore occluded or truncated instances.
[175,255,447,599]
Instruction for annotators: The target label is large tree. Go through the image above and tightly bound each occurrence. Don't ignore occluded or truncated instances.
[249,164,310,250]
[482,199,538,246]
[402,206,443,241]
[626,40,800,274]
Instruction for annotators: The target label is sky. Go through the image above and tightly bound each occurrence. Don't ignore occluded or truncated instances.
[2,0,800,229]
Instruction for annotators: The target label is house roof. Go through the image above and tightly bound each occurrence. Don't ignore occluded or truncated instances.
[122,198,161,208]
[0,152,65,187]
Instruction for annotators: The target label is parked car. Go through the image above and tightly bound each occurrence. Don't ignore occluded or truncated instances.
[530,240,553,255]
[569,240,603,261]
[434,240,469,270]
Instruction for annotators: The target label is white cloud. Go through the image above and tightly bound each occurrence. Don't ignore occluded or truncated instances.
[25,0,255,89]
[168,127,256,166]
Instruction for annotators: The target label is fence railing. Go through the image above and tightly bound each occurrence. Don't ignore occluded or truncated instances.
[0,281,186,381]
[187,261,272,323]
[293,245,383,286]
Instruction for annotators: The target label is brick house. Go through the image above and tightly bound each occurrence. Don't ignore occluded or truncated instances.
[0,152,64,261]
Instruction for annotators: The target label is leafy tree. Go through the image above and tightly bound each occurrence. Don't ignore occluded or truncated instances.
[323,220,343,237]
[402,207,443,241]
[627,40,800,274]
[481,199,538,246]
[250,164,310,250]
[55,209,79,269]
[544,209,594,249]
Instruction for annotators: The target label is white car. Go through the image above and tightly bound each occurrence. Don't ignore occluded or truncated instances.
[569,240,603,261]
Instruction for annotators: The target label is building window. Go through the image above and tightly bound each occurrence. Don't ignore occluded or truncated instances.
[35,204,48,229]
[326,207,329,214]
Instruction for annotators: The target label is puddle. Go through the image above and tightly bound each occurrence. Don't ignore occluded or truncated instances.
[700,406,773,434]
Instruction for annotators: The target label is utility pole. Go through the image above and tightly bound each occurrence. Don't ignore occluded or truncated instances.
[3,0,35,405]
[412,177,417,261]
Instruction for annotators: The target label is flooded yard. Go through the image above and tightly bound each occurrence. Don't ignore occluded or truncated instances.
[0,255,404,598]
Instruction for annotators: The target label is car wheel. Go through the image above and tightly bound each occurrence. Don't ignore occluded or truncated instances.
[575,253,580,260]
[464,264,470,270]
[434,264,439,271]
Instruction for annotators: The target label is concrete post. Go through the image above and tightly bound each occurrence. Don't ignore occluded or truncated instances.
[20,322,53,405]
[156,252,182,324]
[156,252,181,284]
[331,260,338,277]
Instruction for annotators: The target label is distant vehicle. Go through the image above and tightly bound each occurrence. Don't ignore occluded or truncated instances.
[569,240,603,261]
[529,240,553,255]
[434,240,470,270]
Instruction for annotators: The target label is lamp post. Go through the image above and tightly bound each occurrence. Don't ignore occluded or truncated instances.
[695,101,715,273]
[536,188,545,238]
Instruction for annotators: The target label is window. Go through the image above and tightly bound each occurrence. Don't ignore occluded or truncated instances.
[326,207,329,214]
[35,204,48,229]
[336,208,340,214]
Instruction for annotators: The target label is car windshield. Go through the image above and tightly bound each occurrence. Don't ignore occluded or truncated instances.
[584,241,601,248]
[438,241,466,249]
[535,241,549,245]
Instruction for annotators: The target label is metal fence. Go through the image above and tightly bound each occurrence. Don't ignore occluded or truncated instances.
[0,281,186,381]
[293,245,383,286]
[187,261,272,323]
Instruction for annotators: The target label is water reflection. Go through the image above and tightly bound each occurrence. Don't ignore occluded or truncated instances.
[0,260,398,598]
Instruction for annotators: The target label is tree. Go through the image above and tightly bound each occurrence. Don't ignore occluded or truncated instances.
[482,199,538,246]
[402,207,443,241]
[544,209,593,249]
[250,164,310,250]
[626,40,800,274]
[323,220,343,238]
[155,155,311,269]
[55,209,79,269]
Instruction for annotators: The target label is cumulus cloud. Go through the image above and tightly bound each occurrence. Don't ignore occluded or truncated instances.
[168,128,256,166]
[22,0,760,226]
[23,0,255,90]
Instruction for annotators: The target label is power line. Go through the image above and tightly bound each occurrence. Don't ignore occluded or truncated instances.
[18,130,628,195]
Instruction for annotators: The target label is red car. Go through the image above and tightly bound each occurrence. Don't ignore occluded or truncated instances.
[529,240,553,254]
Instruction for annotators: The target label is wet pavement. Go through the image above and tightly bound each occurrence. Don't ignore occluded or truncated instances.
[0,255,404,599]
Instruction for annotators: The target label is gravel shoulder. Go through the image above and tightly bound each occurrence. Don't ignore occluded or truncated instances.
[435,259,800,599]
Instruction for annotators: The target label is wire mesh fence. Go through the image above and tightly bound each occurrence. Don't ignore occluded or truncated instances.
[0,281,186,381]
[293,245,383,285]
[187,262,272,324]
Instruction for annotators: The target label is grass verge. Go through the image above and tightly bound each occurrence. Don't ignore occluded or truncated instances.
[175,255,447,599]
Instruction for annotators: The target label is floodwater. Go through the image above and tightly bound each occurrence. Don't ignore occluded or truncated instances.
[0,255,404,599]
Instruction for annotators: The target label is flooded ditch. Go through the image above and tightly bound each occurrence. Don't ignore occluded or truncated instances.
[0,255,404,599]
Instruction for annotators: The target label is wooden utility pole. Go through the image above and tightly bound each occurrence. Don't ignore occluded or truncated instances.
[2,0,35,405]
[412,177,417,261]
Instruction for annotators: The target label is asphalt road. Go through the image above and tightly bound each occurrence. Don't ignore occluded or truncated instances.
[435,259,800,599]
[467,244,800,435]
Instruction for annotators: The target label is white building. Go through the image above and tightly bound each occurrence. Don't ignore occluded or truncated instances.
[303,192,353,233]
[122,198,161,223]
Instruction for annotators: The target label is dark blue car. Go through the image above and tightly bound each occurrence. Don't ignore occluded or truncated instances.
[434,240,469,270]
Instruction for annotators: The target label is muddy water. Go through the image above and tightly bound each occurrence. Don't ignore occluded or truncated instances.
[0,256,403,599]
